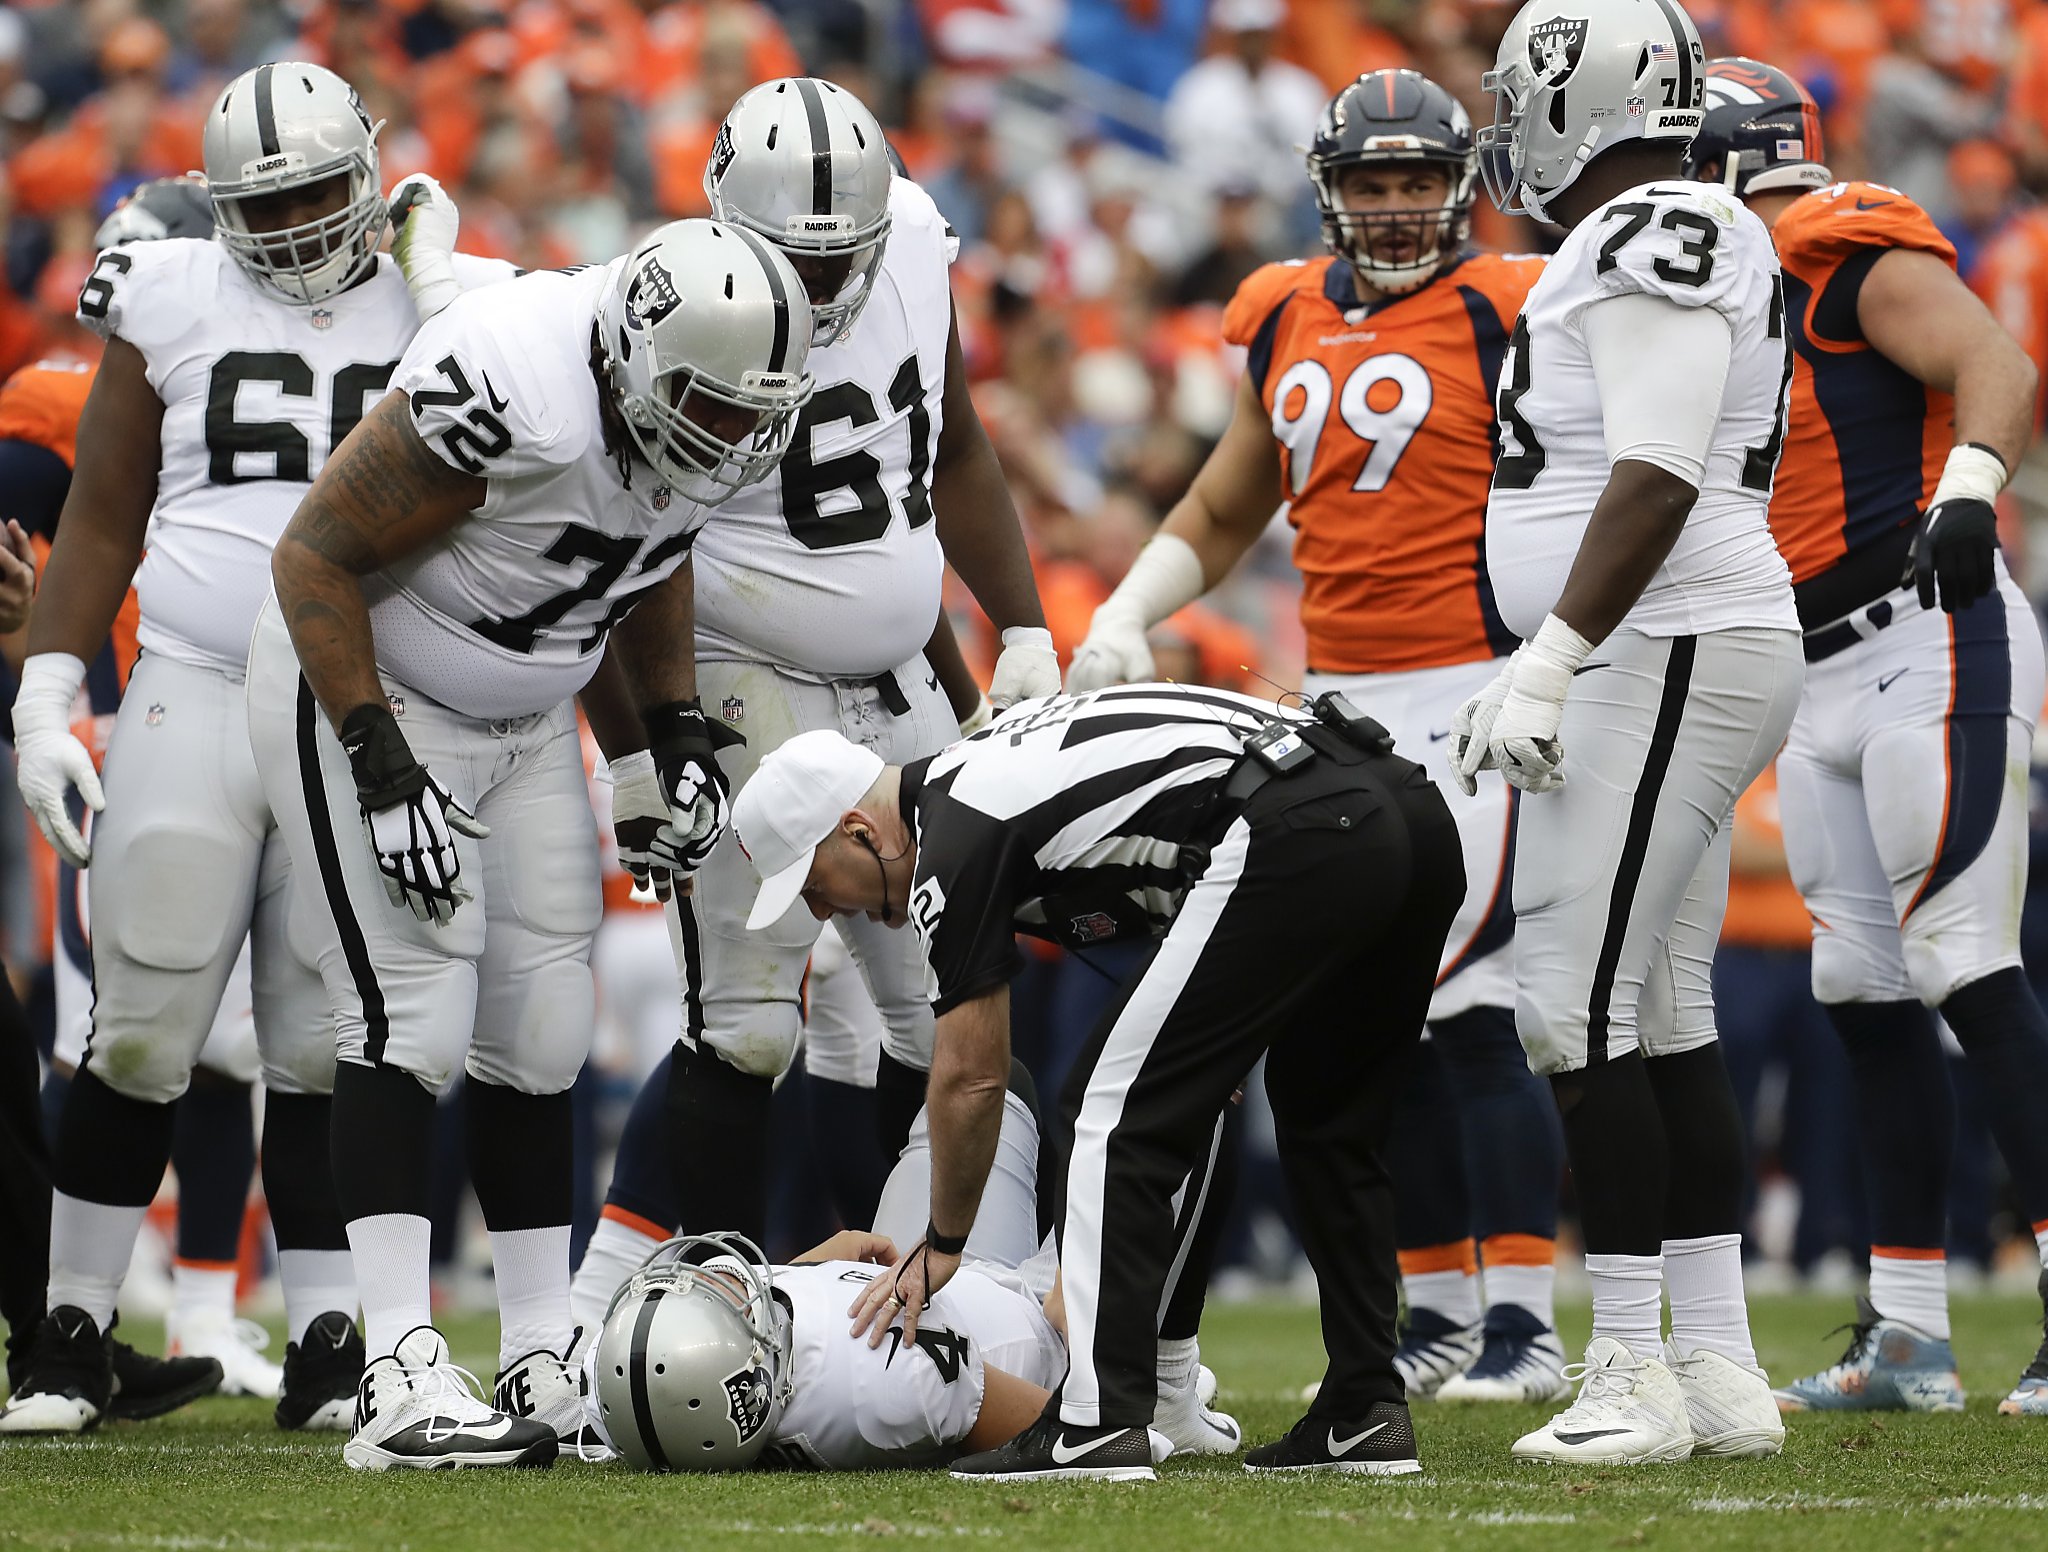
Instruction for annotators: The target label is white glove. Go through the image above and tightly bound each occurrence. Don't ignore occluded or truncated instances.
[1065,533,1206,694]
[1449,653,1517,798]
[1487,614,1593,795]
[1067,608,1154,694]
[606,750,674,903]
[389,173,463,322]
[958,694,995,737]
[11,653,100,868]
[989,626,1061,708]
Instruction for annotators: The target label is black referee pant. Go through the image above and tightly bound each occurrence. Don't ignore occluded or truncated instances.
[1056,737,1464,1429]
[0,971,50,1383]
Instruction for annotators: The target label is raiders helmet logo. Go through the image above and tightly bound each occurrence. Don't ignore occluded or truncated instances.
[710,122,737,185]
[626,258,682,330]
[1527,17,1588,84]
[722,1364,773,1445]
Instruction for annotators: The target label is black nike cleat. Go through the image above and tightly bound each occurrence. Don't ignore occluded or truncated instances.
[0,1306,114,1434]
[951,1404,1160,1482]
[107,1337,224,1422]
[276,1312,366,1432]
[1243,1400,1421,1475]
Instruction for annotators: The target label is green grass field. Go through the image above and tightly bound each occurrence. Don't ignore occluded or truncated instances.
[2,1292,2043,1552]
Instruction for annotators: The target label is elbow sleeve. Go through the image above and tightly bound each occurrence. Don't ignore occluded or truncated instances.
[1582,293,1733,489]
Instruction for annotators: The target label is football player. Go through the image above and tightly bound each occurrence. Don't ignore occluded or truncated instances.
[2,67,505,1437]
[563,76,1065,1381]
[1687,58,2048,1419]
[248,219,814,1469]
[1067,67,1570,1404]
[1460,0,1799,1464]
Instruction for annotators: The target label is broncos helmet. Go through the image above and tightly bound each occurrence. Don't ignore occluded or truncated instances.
[94,176,215,250]
[1306,69,1477,295]
[1683,58,1832,198]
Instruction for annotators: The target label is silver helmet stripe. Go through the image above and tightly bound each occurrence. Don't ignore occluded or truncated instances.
[793,77,833,215]
[728,225,794,375]
[628,1285,672,1470]
[252,61,279,156]
[1648,0,1694,107]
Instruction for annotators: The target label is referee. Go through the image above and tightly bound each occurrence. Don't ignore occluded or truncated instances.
[731,683,1464,1480]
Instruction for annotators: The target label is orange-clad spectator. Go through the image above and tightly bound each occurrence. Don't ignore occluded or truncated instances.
[1973,203,2048,432]
[2010,0,2048,187]
[1723,767,1815,952]
[1883,0,2012,92]
[639,0,801,110]
[1275,0,1412,93]
[294,0,412,102]
[413,26,524,189]
[1780,0,1894,152]
[647,16,761,217]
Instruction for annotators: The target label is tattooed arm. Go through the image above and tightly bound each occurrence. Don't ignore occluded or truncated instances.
[605,559,698,711]
[272,389,484,729]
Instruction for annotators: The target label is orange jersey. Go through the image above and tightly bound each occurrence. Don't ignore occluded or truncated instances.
[1767,183,1955,586]
[1972,208,2048,434]
[1222,253,1545,674]
[1721,765,1813,950]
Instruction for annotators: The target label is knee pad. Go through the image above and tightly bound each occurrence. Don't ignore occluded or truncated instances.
[700,997,802,1080]
[259,1028,337,1098]
[100,828,247,973]
[1513,994,1584,1079]
[85,1014,211,1106]
[468,958,594,1095]
[1810,924,1914,1007]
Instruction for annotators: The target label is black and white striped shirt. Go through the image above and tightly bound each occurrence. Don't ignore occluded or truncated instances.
[899,684,1312,1014]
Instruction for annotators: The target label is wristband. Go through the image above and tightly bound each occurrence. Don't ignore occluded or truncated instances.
[926,1221,969,1256]
[1100,533,1206,631]
[1932,443,2008,509]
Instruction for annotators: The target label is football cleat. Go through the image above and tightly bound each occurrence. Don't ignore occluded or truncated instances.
[106,1335,224,1422]
[1771,1296,1965,1413]
[1435,1305,1570,1403]
[1153,1364,1242,1457]
[1391,1307,1482,1399]
[1665,1343,1784,1457]
[1243,1399,1420,1476]
[1997,1269,2048,1418]
[1511,1337,1694,1466]
[494,1330,614,1462]
[167,1308,283,1400]
[0,1306,114,1433]
[343,1326,557,1471]
[276,1311,365,1432]
[951,1404,1163,1482]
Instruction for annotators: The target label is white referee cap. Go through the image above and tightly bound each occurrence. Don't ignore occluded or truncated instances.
[734,729,885,930]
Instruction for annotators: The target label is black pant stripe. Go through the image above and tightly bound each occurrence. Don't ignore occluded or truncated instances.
[675,896,706,1045]
[296,678,392,1064]
[1584,635,1698,1065]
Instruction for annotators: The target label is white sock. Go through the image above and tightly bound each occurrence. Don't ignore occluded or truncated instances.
[1403,1268,1481,1327]
[347,1213,433,1363]
[1663,1233,1758,1368]
[1156,1336,1199,1391]
[1482,1263,1557,1332]
[491,1225,572,1370]
[1868,1252,1950,1341]
[171,1262,238,1326]
[47,1193,148,1332]
[568,1215,662,1339]
[278,1248,359,1347]
[1585,1251,1664,1361]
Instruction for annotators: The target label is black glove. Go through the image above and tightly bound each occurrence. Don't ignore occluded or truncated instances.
[341,703,488,924]
[1906,496,1999,614]
[642,699,746,878]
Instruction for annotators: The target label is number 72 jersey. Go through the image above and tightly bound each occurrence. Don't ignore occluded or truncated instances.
[1484,180,1797,641]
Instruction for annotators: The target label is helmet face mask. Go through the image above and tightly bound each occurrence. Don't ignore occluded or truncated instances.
[1307,71,1478,297]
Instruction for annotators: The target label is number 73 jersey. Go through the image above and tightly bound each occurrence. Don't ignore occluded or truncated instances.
[1222,250,1545,674]
[1484,181,1797,640]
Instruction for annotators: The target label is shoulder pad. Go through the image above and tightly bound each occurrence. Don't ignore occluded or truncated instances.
[1771,182,1956,275]
[1223,259,1326,348]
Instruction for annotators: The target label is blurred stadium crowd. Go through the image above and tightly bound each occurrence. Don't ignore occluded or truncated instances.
[9,0,2048,1307]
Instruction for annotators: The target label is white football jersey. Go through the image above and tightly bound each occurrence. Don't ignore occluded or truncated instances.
[77,239,511,676]
[1484,180,1797,639]
[374,262,709,720]
[761,1259,1064,1471]
[692,178,958,679]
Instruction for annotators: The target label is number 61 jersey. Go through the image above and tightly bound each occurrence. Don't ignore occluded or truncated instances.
[1484,180,1797,640]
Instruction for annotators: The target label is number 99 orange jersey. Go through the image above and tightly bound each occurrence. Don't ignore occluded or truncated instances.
[1223,251,1547,674]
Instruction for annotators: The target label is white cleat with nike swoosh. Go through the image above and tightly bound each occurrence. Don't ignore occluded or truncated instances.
[1511,1337,1694,1466]
[343,1326,558,1471]
[1242,1399,1420,1474]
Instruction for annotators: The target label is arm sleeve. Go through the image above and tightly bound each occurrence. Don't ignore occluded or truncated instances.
[1581,291,1732,489]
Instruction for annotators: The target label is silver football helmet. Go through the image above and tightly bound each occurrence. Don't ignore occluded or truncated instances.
[1478,0,1707,221]
[596,219,815,505]
[203,61,386,304]
[704,78,893,349]
[592,1234,794,1473]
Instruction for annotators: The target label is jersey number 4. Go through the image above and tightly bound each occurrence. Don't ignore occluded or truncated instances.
[1269,353,1432,498]
[780,354,937,549]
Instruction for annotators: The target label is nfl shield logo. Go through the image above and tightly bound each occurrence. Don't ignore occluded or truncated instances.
[1070,911,1118,944]
[653,485,672,511]
[145,703,165,727]
[387,693,405,718]
[721,696,744,724]
[310,308,334,330]
[1626,95,1646,117]
[1528,17,1588,84]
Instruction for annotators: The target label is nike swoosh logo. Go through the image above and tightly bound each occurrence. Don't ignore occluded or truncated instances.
[1552,1428,1634,1445]
[1328,1420,1390,1455]
[480,371,509,415]
[1049,1431,1124,1464]
[1571,662,1609,677]
[1855,198,1893,211]
[1428,729,1451,743]
[926,674,940,692]
[1877,669,1908,692]
[451,1415,516,1441]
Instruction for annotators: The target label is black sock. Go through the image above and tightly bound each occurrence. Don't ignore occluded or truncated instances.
[466,1080,573,1231]
[53,1065,177,1208]
[0,975,50,1359]
[39,1068,69,1150]
[667,1042,772,1241]
[331,1061,435,1222]
[1387,1037,1472,1253]
[1940,966,2048,1228]
[1434,1006,1561,1242]
[1827,1000,1952,1249]
[1551,1051,1665,1256]
[603,1050,678,1230]
[873,1049,927,1164]
[172,1070,255,1264]
[1642,1043,1748,1239]
[805,1075,888,1229]
[261,1092,347,1251]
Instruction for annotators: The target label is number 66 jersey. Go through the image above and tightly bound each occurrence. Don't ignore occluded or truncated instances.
[1484,180,1797,640]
